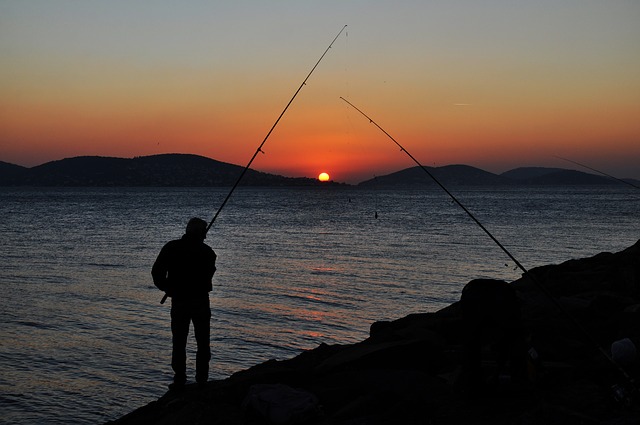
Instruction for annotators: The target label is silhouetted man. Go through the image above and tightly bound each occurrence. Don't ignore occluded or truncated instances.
[152,217,217,389]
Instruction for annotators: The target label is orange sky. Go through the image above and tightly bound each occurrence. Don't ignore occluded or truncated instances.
[1,1,639,183]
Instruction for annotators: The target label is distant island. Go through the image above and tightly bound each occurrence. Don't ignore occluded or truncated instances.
[357,165,639,187]
[1,154,638,187]
[0,154,345,187]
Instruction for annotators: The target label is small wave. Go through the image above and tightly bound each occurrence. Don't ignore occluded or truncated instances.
[86,262,126,268]
[13,320,53,330]
[0,393,26,404]
[280,293,348,309]
[310,266,338,275]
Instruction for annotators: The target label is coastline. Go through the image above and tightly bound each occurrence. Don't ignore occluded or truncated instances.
[106,240,640,424]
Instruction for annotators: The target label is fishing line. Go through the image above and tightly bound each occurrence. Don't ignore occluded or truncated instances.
[340,96,637,391]
[555,156,640,190]
[374,175,379,219]
[159,25,347,304]
[343,28,350,100]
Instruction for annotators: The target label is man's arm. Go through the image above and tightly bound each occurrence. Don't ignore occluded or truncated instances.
[209,251,217,280]
[151,246,170,292]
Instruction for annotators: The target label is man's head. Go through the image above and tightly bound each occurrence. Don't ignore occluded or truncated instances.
[186,217,208,239]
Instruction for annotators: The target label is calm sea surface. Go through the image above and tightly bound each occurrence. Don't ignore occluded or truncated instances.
[0,186,638,424]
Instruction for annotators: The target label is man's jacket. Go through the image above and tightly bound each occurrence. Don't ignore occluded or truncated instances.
[152,234,217,300]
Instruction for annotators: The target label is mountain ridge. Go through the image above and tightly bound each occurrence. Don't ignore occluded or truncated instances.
[0,154,344,187]
[357,164,639,187]
[1,154,638,187]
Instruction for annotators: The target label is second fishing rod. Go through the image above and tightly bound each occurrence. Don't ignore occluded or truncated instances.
[160,25,347,304]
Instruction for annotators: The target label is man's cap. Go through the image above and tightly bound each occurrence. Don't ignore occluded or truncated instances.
[186,217,208,237]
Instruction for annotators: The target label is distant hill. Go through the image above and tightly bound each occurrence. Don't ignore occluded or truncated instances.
[358,164,514,187]
[501,167,618,185]
[0,154,342,187]
[2,155,637,187]
[0,161,29,181]
[358,164,637,187]
[501,167,567,180]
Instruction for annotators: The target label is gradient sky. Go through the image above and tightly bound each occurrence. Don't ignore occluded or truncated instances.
[1,1,639,183]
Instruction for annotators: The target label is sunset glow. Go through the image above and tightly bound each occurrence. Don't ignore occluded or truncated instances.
[318,172,330,182]
[1,2,639,182]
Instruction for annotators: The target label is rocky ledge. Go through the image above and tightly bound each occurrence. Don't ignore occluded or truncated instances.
[107,240,640,425]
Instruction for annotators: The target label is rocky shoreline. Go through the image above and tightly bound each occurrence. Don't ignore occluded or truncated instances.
[107,240,640,424]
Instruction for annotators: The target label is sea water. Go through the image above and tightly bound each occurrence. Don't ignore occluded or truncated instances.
[0,186,638,424]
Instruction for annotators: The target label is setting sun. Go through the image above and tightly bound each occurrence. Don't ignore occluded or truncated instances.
[318,172,330,182]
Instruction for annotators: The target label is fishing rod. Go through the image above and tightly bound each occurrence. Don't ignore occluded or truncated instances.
[159,25,347,304]
[340,96,637,390]
[340,97,529,276]
[555,156,640,190]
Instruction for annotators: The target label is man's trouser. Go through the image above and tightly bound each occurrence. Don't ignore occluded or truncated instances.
[170,296,211,384]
